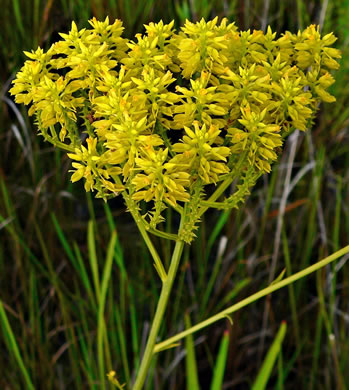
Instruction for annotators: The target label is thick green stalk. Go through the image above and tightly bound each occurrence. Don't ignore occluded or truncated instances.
[132,238,185,390]
[154,245,349,352]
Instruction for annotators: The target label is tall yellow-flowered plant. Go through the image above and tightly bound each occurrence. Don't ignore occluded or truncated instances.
[10,17,341,389]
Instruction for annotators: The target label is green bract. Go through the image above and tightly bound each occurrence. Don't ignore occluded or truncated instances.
[10,17,340,242]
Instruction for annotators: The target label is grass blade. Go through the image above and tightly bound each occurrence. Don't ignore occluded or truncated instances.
[210,330,230,390]
[252,321,287,390]
[97,230,117,388]
[185,313,200,390]
[0,301,35,390]
[12,0,25,37]
[88,220,101,301]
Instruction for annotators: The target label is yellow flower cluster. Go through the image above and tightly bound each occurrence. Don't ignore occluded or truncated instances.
[10,18,340,232]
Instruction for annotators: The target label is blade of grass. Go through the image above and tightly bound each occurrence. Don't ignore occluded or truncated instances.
[329,334,346,390]
[0,213,48,277]
[200,244,224,316]
[114,307,131,385]
[0,301,35,390]
[73,242,97,310]
[88,220,101,301]
[97,230,117,388]
[280,341,303,384]
[256,165,278,255]
[78,325,98,389]
[297,147,325,296]
[206,210,231,261]
[12,0,25,37]
[51,212,80,273]
[309,308,323,390]
[129,298,140,372]
[35,219,82,387]
[210,330,230,390]
[330,176,342,328]
[185,313,200,390]
[282,227,300,348]
[252,321,287,390]
[276,348,284,390]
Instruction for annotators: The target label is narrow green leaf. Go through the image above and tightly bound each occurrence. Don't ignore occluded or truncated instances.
[271,268,286,285]
[88,220,101,301]
[97,231,117,388]
[185,313,200,390]
[210,330,230,390]
[252,322,287,390]
[51,213,80,272]
[206,210,231,261]
[114,308,131,384]
[12,0,25,37]
[73,242,96,309]
[0,301,35,390]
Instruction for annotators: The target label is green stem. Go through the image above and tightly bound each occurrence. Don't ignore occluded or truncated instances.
[133,212,168,282]
[198,152,249,217]
[48,126,75,152]
[198,177,233,217]
[132,238,185,390]
[200,200,227,209]
[154,245,349,353]
[148,227,178,241]
[123,193,167,282]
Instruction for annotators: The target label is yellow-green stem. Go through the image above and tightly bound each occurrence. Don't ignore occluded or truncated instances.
[133,215,167,282]
[154,245,349,352]
[198,177,233,217]
[132,238,185,390]
[198,152,249,217]
[123,193,167,281]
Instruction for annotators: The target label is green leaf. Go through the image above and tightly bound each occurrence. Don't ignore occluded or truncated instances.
[185,313,201,390]
[88,220,101,301]
[210,330,230,390]
[271,268,286,285]
[0,301,35,390]
[97,230,117,388]
[252,321,287,390]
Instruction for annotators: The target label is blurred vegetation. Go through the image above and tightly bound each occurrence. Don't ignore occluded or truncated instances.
[0,0,348,389]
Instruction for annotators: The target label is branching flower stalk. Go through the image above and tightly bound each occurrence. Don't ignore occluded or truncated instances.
[10,17,341,389]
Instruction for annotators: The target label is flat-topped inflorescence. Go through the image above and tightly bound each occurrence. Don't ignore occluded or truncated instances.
[10,17,340,240]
